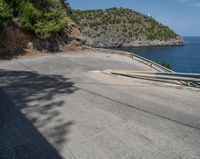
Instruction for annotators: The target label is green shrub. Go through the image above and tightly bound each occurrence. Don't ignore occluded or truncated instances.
[18,2,41,31]
[34,8,67,39]
[0,0,12,21]
[156,60,172,69]
[0,0,67,39]
[0,0,12,38]
[18,1,67,39]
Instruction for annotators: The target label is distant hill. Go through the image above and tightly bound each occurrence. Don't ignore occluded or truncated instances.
[71,8,184,47]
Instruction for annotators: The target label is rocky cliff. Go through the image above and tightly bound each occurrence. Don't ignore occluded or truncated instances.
[0,19,86,53]
[0,0,87,56]
[71,8,184,48]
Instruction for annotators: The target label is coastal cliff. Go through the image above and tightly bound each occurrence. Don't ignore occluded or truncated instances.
[71,8,184,48]
[0,1,185,56]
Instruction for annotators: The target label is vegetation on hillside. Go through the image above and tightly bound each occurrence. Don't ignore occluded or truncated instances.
[71,8,178,41]
[0,0,12,21]
[0,0,70,39]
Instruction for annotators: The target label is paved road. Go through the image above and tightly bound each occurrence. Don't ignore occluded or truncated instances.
[0,52,200,159]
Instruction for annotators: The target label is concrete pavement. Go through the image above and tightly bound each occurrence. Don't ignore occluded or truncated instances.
[0,52,200,159]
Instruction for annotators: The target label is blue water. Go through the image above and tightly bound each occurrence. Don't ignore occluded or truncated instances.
[120,37,200,73]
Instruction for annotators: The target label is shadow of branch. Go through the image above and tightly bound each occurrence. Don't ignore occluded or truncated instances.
[0,69,78,159]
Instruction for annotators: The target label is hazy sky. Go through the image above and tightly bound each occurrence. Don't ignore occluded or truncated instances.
[68,0,200,36]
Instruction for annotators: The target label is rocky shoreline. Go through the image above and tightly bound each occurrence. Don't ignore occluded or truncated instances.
[88,37,185,48]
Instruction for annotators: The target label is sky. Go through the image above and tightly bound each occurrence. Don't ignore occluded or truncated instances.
[68,0,200,36]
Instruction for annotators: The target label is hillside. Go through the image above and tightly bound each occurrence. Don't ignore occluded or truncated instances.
[0,0,86,55]
[71,8,184,47]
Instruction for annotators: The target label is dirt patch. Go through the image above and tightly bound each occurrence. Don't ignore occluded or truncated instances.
[17,49,48,59]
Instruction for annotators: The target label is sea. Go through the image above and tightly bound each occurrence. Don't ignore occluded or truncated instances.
[119,37,200,73]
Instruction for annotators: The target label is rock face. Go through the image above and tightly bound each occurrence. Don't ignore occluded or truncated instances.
[72,8,185,48]
[90,35,184,48]
[0,18,87,54]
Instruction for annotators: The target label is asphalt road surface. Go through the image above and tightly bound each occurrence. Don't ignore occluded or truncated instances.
[0,52,200,159]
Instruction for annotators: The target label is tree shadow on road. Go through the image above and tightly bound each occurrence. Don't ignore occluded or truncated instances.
[0,69,78,159]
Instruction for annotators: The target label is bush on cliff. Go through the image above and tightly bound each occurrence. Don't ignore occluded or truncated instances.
[0,0,67,39]
[156,60,172,69]
[18,1,67,39]
[0,0,12,38]
[0,0,12,21]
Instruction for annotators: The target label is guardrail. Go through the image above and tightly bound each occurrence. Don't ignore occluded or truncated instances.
[103,70,200,88]
[99,49,200,88]
[98,48,174,72]
[130,53,174,73]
